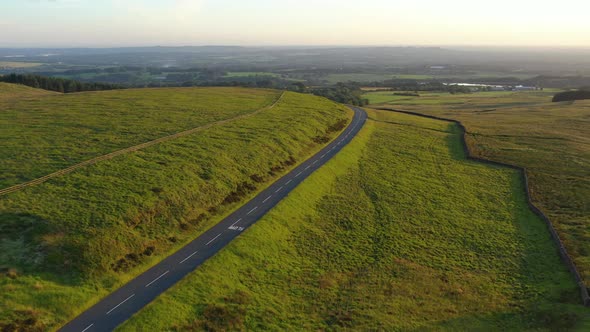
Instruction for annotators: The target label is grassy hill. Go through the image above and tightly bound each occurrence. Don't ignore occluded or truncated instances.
[0,84,351,330]
[0,86,280,188]
[0,81,56,100]
[119,109,587,331]
[365,90,590,287]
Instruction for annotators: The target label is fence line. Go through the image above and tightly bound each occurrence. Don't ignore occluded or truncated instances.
[377,107,590,306]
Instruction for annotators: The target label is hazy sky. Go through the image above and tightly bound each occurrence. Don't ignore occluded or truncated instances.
[2,0,589,47]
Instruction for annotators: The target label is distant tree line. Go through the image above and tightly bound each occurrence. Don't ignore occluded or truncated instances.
[552,89,590,102]
[0,73,124,93]
[308,83,369,106]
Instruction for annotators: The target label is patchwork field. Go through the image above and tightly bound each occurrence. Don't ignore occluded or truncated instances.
[119,110,588,331]
[0,85,351,330]
[366,90,590,287]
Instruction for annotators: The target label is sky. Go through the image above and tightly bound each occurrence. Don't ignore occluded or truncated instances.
[1,0,589,48]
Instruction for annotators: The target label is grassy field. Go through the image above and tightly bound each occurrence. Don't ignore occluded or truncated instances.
[0,82,56,100]
[223,72,281,78]
[0,86,351,330]
[362,90,562,105]
[366,90,590,288]
[325,73,386,83]
[0,86,280,188]
[324,72,534,84]
[119,109,587,331]
[0,61,43,68]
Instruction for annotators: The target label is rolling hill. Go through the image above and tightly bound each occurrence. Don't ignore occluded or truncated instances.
[118,109,588,331]
[0,84,351,330]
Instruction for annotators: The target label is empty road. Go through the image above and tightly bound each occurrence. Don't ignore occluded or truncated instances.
[59,106,367,332]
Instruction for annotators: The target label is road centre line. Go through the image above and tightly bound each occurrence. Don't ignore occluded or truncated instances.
[247,207,258,215]
[145,271,169,288]
[263,195,272,203]
[81,324,94,332]
[206,233,222,246]
[179,250,199,264]
[230,218,242,227]
[286,179,292,185]
[106,294,135,315]
[275,186,283,193]
[295,172,302,177]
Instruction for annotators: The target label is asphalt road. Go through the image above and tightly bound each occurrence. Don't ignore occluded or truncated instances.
[59,106,367,332]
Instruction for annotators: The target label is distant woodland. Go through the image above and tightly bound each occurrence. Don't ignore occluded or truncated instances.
[0,73,123,93]
[552,89,590,102]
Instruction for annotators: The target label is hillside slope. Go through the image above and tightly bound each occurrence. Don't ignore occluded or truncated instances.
[119,109,587,331]
[366,90,590,286]
[0,88,351,330]
[0,85,280,188]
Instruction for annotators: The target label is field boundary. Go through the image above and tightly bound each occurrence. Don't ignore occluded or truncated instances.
[376,107,590,306]
[0,92,285,197]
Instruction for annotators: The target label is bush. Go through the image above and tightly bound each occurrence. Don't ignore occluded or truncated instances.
[552,90,590,102]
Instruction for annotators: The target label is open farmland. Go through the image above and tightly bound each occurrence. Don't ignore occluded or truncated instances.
[0,85,351,330]
[0,61,43,68]
[366,90,590,287]
[119,109,588,331]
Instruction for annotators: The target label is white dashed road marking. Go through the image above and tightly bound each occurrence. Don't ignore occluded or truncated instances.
[179,250,199,264]
[230,218,242,227]
[145,271,169,288]
[206,233,222,246]
[106,294,135,315]
[81,324,94,332]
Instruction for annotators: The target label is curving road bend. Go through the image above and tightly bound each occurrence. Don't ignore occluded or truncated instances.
[59,106,367,332]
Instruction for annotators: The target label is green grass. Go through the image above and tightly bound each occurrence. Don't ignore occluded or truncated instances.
[223,72,280,78]
[0,61,43,68]
[119,109,588,331]
[0,86,279,188]
[363,90,550,105]
[367,91,590,288]
[324,72,534,84]
[0,87,351,331]
[0,82,56,100]
[324,73,433,84]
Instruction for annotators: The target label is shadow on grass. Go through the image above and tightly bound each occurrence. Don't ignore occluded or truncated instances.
[444,123,467,161]
[0,212,84,286]
[411,306,584,331]
[438,122,586,329]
